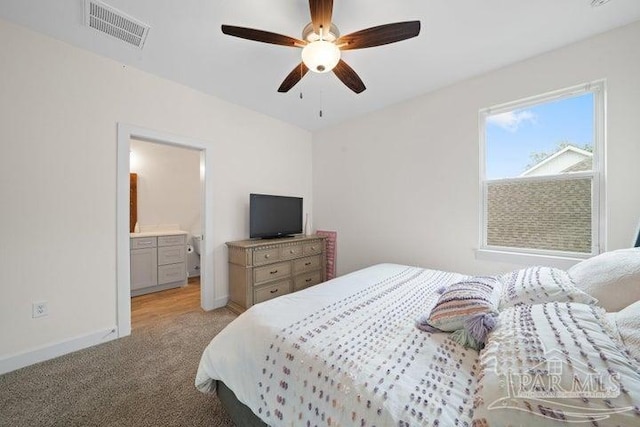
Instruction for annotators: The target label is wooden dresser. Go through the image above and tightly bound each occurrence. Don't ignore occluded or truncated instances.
[226,235,327,314]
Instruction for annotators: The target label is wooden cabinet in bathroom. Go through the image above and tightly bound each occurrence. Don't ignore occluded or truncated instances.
[130,232,187,296]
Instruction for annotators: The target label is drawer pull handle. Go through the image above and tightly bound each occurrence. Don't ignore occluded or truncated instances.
[270,289,278,294]
[305,278,312,283]
[264,254,270,259]
[270,270,278,275]
[305,262,312,266]
[310,247,316,251]
[290,249,295,254]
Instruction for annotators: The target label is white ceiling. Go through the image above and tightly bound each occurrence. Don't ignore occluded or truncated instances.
[1,0,639,131]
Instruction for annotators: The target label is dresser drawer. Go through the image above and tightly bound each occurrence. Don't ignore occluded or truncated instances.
[254,280,291,304]
[294,270,322,291]
[158,245,186,265]
[131,237,156,249]
[281,244,304,260]
[253,247,280,265]
[254,261,291,284]
[158,234,186,247]
[293,255,321,273]
[158,263,186,285]
[303,241,322,255]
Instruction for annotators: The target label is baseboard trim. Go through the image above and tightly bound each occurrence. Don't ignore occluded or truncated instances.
[213,296,228,310]
[0,326,119,375]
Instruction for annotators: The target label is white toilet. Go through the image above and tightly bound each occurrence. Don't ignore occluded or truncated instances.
[187,235,202,277]
[193,235,202,255]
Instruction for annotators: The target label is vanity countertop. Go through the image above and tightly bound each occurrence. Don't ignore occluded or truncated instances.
[130,230,188,238]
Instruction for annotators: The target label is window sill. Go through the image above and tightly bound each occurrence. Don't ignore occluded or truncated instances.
[475,248,589,270]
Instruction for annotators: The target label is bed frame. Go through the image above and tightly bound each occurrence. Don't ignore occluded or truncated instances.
[217,381,267,427]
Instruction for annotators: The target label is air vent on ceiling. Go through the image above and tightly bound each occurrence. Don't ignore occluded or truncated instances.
[84,0,150,49]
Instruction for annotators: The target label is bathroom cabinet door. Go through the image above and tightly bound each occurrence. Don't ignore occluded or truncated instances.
[130,247,158,291]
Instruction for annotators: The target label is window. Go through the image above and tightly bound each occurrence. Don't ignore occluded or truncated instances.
[479,82,605,259]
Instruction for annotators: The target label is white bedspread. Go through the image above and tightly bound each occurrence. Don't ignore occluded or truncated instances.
[196,264,481,426]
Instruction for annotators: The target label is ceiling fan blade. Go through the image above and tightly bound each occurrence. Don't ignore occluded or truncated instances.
[332,60,366,94]
[278,63,310,93]
[221,25,305,47]
[336,21,421,51]
[309,0,333,36]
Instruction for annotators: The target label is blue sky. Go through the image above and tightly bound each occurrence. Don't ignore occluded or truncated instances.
[485,93,594,179]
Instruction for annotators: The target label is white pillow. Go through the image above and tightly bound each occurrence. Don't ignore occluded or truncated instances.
[498,266,596,309]
[608,300,640,361]
[568,248,640,311]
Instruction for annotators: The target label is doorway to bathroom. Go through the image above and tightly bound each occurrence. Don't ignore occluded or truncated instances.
[128,139,203,329]
[116,124,215,338]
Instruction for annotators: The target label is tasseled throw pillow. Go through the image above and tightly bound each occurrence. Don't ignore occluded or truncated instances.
[416,276,501,350]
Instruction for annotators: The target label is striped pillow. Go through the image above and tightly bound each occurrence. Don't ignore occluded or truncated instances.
[416,276,502,350]
[499,266,597,309]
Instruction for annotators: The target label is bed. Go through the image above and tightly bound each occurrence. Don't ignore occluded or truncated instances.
[196,251,640,426]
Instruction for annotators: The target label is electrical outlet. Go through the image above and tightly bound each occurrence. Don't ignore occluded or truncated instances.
[32,301,48,318]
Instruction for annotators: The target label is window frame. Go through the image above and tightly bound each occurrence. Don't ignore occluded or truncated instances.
[477,81,606,266]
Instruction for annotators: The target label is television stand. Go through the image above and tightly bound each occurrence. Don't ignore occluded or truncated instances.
[226,235,327,314]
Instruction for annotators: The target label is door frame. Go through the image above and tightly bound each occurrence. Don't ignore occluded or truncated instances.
[116,123,215,337]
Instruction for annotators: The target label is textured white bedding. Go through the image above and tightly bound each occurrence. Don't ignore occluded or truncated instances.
[196,263,640,426]
[475,302,640,426]
[196,264,478,426]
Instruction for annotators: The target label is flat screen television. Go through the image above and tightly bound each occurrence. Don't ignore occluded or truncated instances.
[250,193,303,239]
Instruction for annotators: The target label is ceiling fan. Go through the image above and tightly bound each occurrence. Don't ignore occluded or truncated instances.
[221,0,421,94]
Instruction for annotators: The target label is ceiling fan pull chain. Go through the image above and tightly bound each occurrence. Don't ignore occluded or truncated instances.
[300,63,304,99]
[319,89,323,118]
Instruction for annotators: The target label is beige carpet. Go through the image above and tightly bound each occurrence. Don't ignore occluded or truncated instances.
[0,308,237,427]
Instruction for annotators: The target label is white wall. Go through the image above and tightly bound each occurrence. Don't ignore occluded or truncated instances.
[313,21,640,277]
[0,19,312,363]
[130,139,201,235]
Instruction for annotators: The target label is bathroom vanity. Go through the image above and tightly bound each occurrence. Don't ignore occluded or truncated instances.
[130,230,188,296]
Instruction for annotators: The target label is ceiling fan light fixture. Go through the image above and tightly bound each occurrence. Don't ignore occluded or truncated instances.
[302,22,340,42]
[301,41,341,73]
[221,0,420,93]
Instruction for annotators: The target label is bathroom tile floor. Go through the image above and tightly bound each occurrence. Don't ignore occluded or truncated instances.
[131,277,202,330]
